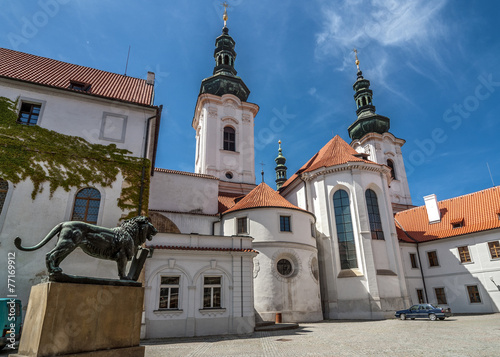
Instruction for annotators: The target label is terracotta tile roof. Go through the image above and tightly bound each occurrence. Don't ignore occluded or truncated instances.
[149,209,218,217]
[147,245,258,254]
[281,135,377,190]
[0,48,154,106]
[222,182,309,215]
[395,186,500,243]
[218,192,244,213]
[154,168,219,180]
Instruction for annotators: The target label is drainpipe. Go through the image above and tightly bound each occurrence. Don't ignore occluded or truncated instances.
[211,213,222,235]
[138,106,162,216]
[395,218,429,303]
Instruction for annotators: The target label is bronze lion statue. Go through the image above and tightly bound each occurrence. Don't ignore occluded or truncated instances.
[14,216,157,280]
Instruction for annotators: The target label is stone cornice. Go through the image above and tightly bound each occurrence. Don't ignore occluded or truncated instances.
[301,162,390,182]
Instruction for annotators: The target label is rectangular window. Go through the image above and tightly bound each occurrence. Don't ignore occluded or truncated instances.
[416,289,425,304]
[237,217,247,234]
[280,215,291,232]
[409,253,418,269]
[311,223,316,238]
[467,285,481,303]
[427,251,439,267]
[434,287,447,305]
[458,246,471,263]
[488,241,500,259]
[159,276,180,309]
[18,102,41,125]
[203,276,221,308]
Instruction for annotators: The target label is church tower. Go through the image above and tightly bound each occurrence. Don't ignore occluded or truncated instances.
[348,51,413,212]
[192,5,259,189]
[275,140,287,190]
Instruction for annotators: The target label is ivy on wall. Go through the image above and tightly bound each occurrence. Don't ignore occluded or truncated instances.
[0,96,149,219]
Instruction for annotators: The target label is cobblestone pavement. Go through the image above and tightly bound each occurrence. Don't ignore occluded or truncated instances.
[142,314,500,357]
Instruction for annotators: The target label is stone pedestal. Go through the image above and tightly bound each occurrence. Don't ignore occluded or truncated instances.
[10,282,144,357]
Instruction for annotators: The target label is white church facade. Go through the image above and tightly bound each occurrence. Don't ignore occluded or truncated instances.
[0,9,499,341]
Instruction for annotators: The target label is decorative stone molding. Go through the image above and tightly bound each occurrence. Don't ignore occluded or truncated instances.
[198,308,226,316]
[271,249,302,282]
[242,113,251,123]
[207,107,218,118]
[153,309,184,318]
[253,257,260,278]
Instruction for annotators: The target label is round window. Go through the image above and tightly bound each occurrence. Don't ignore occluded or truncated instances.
[225,172,233,179]
[276,259,293,277]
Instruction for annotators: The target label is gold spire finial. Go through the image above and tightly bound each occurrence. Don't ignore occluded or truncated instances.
[353,48,360,70]
[222,1,229,27]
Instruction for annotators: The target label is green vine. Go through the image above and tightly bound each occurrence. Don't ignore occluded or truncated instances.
[0,96,149,219]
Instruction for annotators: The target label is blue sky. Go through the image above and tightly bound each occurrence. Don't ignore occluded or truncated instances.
[1,0,500,206]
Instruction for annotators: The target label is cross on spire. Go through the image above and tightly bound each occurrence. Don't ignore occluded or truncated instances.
[260,161,265,183]
[222,1,229,27]
[353,48,360,70]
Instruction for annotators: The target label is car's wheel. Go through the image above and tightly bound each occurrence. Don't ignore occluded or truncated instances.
[411,318,415,320]
[439,317,445,320]
[400,313,406,320]
[429,313,437,321]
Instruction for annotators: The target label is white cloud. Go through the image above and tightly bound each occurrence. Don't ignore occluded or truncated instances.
[315,0,449,71]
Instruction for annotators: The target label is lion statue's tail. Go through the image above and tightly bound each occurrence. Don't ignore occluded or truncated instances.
[14,223,63,251]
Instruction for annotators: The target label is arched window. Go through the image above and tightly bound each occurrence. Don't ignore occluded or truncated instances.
[0,179,8,214]
[224,55,229,65]
[223,126,235,151]
[387,159,396,180]
[71,188,101,224]
[333,190,358,269]
[365,189,384,240]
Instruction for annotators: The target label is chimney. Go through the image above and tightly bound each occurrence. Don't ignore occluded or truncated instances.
[146,72,155,85]
[423,194,441,224]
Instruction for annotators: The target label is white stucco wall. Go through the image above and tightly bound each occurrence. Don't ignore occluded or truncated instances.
[284,165,409,319]
[0,78,157,158]
[400,230,500,313]
[149,171,219,215]
[0,177,128,309]
[0,78,156,315]
[193,94,259,185]
[144,233,256,338]
[351,132,412,207]
[221,207,322,322]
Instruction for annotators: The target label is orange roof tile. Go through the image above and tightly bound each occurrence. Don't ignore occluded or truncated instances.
[218,192,244,213]
[0,48,154,106]
[222,182,310,215]
[281,135,377,190]
[154,168,219,180]
[148,245,258,254]
[395,186,500,243]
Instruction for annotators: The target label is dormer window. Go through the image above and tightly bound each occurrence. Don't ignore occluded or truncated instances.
[451,218,464,229]
[69,80,91,92]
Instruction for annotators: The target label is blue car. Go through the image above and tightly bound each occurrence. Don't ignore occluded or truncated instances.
[395,303,452,321]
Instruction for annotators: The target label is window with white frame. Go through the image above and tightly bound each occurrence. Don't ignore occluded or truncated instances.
[409,253,418,269]
[203,276,221,308]
[458,246,471,263]
[18,101,42,125]
[488,241,500,259]
[71,188,101,224]
[427,250,439,267]
[159,276,180,309]
[434,287,447,305]
[467,285,481,303]
[237,217,247,234]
